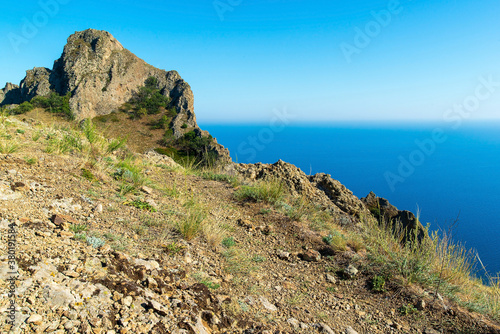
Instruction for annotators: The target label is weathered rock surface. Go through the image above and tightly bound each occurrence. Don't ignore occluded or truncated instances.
[230,159,369,218]
[1,29,231,162]
[19,67,52,101]
[2,30,193,124]
[0,83,21,105]
[361,191,427,243]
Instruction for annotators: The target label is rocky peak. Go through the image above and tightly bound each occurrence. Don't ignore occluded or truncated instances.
[0,29,230,161]
[1,29,195,129]
[20,67,52,100]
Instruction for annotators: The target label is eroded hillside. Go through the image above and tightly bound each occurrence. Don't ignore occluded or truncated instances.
[0,111,499,334]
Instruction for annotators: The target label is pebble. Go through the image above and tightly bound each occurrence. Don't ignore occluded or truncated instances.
[326,273,337,284]
[345,265,359,278]
[287,318,300,328]
[260,296,278,312]
[345,326,359,334]
[27,314,43,325]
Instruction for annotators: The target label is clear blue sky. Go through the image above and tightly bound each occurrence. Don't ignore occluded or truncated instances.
[1,0,499,123]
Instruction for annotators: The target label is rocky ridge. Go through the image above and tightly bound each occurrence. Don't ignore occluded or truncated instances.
[0,117,499,333]
[230,160,426,239]
[0,29,230,162]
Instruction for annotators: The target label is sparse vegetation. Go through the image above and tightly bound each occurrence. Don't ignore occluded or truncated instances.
[202,171,239,187]
[323,230,347,252]
[164,241,184,255]
[24,157,37,165]
[70,224,88,233]
[176,198,206,240]
[1,109,499,331]
[81,168,97,181]
[235,178,285,205]
[222,236,236,248]
[86,236,105,249]
[125,199,157,212]
[371,275,386,292]
[398,303,417,316]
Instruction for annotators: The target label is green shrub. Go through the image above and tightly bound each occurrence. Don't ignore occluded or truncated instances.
[164,241,185,255]
[130,77,171,115]
[24,157,37,165]
[81,168,96,181]
[371,275,386,292]
[75,233,87,241]
[176,131,213,157]
[31,92,73,119]
[201,280,220,290]
[222,237,236,248]
[152,115,170,129]
[13,101,34,114]
[125,199,157,212]
[167,107,178,117]
[181,123,188,129]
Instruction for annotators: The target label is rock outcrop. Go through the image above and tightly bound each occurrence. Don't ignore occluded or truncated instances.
[231,161,428,243]
[0,29,230,162]
[231,160,369,218]
[19,67,52,101]
[1,30,194,125]
[361,191,427,243]
[0,83,21,105]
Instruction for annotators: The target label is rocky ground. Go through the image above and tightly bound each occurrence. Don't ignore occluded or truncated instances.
[1,115,500,333]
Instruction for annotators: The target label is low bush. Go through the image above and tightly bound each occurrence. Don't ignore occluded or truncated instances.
[31,92,73,119]
[130,77,171,116]
[235,178,285,205]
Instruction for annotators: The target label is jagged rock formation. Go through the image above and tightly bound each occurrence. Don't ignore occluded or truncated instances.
[0,29,230,162]
[231,161,427,243]
[19,67,52,101]
[361,191,427,243]
[230,160,369,218]
[1,30,193,125]
[0,83,21,105]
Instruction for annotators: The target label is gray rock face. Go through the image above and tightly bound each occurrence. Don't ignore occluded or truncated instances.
[361,191,427,243]
[231,159,368,217]
[0,82,21,105]
[20,67,52,101]
[0,29,231,162]
[1,29,194,129]
[309,173,367,216]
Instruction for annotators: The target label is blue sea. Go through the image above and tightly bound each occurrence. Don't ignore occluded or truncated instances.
[201,121,500,278]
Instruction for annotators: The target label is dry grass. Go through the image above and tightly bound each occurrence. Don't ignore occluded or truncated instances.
[362,213,500,321]
[4,112,499,323]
